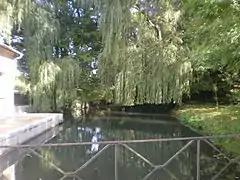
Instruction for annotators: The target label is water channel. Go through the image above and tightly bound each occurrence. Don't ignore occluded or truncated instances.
[2,114,240,180]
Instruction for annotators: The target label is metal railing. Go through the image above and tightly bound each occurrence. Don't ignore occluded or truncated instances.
[0,134,240,180]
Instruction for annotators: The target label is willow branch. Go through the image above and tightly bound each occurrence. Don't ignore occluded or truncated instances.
[134,4,162,40]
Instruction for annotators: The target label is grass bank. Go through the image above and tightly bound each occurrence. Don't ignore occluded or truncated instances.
[173,104,240,154]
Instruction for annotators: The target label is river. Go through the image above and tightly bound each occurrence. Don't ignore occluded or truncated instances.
[9,114,240,180]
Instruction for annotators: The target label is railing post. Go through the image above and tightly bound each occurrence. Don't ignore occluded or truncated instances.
[115,145,119,180]
[196,140,201,180]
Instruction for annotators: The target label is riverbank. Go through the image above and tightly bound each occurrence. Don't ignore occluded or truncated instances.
[173,104,240,154]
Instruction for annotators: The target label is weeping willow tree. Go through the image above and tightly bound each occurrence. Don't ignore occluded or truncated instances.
[113,0,192,105]
[27,58,84,112]
[23,4,84,111]
[2,0,193,111]
[22,2,59,112]
[75,0,192,105]
[0,1,61,111]
[0,0,30,41]
[1,1,83,112]
[6,0,103,113]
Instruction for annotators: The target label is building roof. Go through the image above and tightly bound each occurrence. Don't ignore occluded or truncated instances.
[0,43,23,60]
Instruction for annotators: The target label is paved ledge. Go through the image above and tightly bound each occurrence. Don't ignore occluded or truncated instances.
[0,113,63,156]
[0,125,63,173]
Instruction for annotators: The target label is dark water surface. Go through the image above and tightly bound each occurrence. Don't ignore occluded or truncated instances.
[14,115,240,180]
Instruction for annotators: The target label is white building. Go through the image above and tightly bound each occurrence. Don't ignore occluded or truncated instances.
[0,43,23,117]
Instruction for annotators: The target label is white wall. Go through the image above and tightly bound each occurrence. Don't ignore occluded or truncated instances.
[0,55,16,117]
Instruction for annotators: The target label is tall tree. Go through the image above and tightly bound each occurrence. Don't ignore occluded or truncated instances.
[12,0,103,112]
[182,0,240,104]
[74,0,192,105]
[4,0,238,109]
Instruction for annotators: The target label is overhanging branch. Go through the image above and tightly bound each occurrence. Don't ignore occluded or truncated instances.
[134,4,162,40]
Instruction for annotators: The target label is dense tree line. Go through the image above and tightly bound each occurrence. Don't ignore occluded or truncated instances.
[0,0,239,114]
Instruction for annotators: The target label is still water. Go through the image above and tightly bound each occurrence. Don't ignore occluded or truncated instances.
[14,115,240,180]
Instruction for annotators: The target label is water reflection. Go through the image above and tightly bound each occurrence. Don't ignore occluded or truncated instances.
[2,116,240,180]
[78,127,103,154]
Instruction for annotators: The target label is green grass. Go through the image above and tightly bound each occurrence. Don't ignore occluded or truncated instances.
[173,104,240,154]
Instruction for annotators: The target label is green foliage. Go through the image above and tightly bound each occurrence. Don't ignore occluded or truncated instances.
[2,0,239,111]
[1,0,103,112]
[22,2,60,112]
[189,69,239,104]
[74,0,192,105]
[0,0,31,41]
[182,0,240,104]
[176,104,240,154]
[229,89,240,104]
[183,0,240,72]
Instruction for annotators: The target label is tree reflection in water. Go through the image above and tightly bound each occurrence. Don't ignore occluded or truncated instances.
[14,117,240,180]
